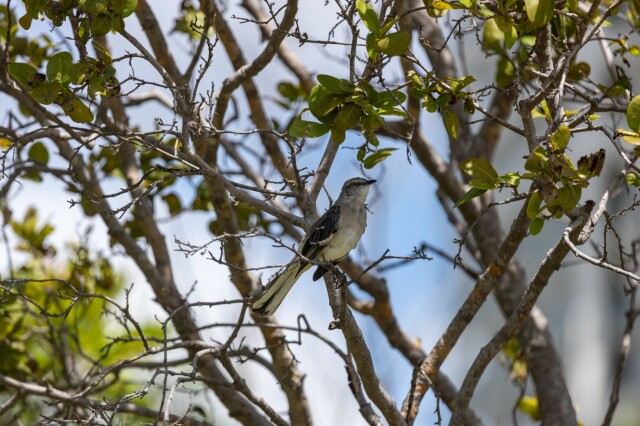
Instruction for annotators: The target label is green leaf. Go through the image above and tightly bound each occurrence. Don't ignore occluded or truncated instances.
[449,76,476,92]
[22,170,43,182]
[496,58,515,88]
[18,14,33,30]
[442,108,459,140]
[527,191,541,219]
[424,0,448,17]
[529,217,544,235]
[551,185,582,212]
[376,107,408,118]
[24,0,46,17]
[372,90,407,107]
[366,33,379,61]
[79,17,91,44]
[494,16,518,49]
[361,113,384,131]
[0,138,12,149]
[532,100,551,121]
[288,119,331,138]
[549,125,570,152]
[70,59,96,85]
[356,0,380,33]
[87,75,104,98]
[357,147,366,161]
[162,193,182,216]
[123,0,138,16]
[460,157,499,189]
[317,74,355,94]
[555,153,578,180]
[524,146,548,172]
[567,62,591,81]
[29,81,62,105]
[504,25,518,49]
[468,179,497,190]
[362,148,397,169]
[432,0,465,10]
[482,19,504,52]
[494,16,513,33]
[500,172,521,187]
[617,129,640,145]
[308,85,345,118]
[525,0,554,27]
[331,103,362,144]
[464,98,475,114]
[28,142,49,165]
[503,337,521,361]
[91,13,113,37]
[459,75,476,87]
[8,62,39,85]
[454,187,487,208]
[380,16,401,35]
[407,70,424,97]
[435,93,452,107]
[92,41,113,65]
[520,172,539,180]
[627,95,640,132]
[358,80,378,100]
[46,52,73,84]
[367,132,380,147]
[376,31,411,56]
[626,172,640,187]
[109,16,126,34]
[61,95,94,123]
[278,82,301,101]
[518,397,541,420]
[422,95,438,113]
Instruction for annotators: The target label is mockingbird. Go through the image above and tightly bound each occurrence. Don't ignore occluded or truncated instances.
[252,177,376,316]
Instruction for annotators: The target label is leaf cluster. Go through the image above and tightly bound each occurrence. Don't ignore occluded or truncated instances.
[356,0,412,62]
[1,208,163,422]
[19,0,137,38]
[8,47,120,123]
[408,70,476,140]
[456,126,606,235]
[289,74,406,168]
[5,0,137,123]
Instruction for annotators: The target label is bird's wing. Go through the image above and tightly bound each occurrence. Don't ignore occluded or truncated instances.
[300,204,340,261]
[252,205,341,316]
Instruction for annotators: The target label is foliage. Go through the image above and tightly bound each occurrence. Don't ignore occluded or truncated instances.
[1,209,165,423]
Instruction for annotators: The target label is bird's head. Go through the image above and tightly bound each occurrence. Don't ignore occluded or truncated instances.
[341,177,376,201]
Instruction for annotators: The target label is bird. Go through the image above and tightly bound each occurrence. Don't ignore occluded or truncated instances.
[252,177,376,316]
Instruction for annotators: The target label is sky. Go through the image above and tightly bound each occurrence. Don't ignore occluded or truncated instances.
[2,1,640,425]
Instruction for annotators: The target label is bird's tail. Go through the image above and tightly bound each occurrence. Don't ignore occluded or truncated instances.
[252,262,306,316]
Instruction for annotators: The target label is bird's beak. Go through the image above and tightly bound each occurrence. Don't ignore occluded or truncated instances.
[366,179,376,185]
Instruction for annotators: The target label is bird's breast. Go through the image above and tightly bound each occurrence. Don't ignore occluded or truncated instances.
[320,207,367,261]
